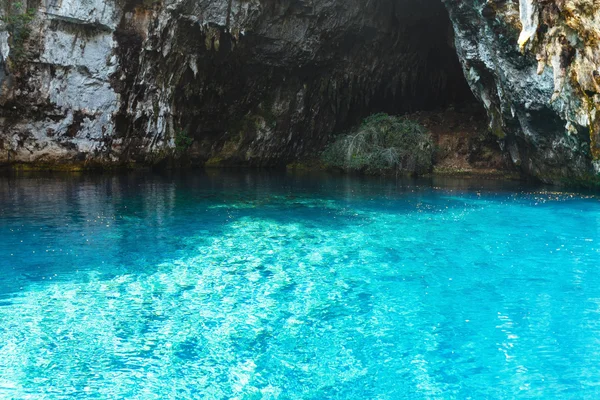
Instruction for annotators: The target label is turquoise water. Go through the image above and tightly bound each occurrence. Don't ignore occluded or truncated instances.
[1,171,600,399]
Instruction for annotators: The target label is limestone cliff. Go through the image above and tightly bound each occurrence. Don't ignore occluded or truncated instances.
[1,0,599,185]
[0,0,468,168]
[444,0,600,184]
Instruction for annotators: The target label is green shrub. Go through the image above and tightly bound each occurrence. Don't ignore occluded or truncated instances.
[174,128,193,153]
[1,2,36,64]
[322,113,433,175]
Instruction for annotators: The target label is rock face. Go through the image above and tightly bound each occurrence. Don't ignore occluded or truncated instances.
[0,0,470,168]
[443,0,600,184]
[0,0,598,184]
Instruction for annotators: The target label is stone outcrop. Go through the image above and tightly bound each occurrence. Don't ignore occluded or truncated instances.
[0,0,469,168]
[443,0,600,184]
[0,0,599,185]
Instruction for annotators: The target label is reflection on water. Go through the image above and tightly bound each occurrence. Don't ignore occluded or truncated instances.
[0,170,599,399]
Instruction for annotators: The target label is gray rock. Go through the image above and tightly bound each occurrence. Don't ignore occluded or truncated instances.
[1,0,597,185]
[0,0,470,168]
[443,0,600,184]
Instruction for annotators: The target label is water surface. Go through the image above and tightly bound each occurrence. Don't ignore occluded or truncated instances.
[1,171,599,399]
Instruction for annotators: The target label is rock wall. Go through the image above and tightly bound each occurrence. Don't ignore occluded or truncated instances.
[1,0,598,185]
[443,0,600,184]
[0,0,470,168]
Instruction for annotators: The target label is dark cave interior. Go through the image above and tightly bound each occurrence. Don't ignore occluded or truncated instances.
[117,0,484,166]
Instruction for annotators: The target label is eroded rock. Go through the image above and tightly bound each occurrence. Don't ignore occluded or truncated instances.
[0,0,471,168]
[1,0,597,185]
[443,0,600,184]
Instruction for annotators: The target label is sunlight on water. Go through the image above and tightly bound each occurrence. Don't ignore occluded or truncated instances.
[1,172,599,399]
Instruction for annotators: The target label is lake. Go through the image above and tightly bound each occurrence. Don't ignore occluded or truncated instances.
[1,171,599,399]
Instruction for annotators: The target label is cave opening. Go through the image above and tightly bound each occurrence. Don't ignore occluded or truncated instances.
[164,0,492,168]
[323,0,500,173]
[341,0,482,123]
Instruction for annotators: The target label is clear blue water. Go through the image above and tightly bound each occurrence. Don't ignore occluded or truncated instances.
[1,171,599,399]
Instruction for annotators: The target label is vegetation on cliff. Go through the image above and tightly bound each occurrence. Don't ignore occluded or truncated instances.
[174,128,193,154]
[1,1,35,65]
[322,113,433,176]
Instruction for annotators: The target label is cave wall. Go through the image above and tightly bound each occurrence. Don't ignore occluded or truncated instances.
[2,0,598,184]
[443,0,600,184]
[0,0,471,168]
